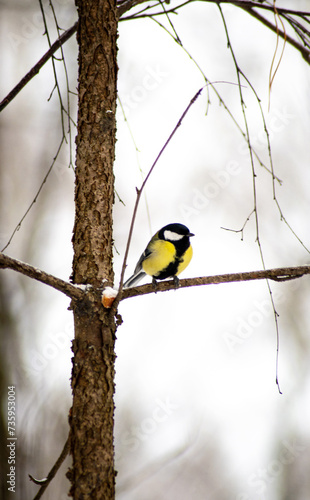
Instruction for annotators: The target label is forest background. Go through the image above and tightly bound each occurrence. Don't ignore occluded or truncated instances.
[0,0,310,498]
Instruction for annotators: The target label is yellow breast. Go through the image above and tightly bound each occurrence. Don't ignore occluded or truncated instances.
[142,239,176,277]
[176,245,193,275]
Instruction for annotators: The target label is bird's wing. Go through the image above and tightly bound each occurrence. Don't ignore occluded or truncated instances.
[123,270,146,288]
[134,247,152,274]
[123,248,151,289]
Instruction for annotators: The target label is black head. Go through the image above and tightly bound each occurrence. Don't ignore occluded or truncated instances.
[158,223,194,243]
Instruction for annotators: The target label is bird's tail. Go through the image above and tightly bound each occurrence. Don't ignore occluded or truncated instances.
[123,271,146,289]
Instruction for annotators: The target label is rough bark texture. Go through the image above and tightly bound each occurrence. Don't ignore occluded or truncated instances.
[68,0,118,498]
[72,0,117,287]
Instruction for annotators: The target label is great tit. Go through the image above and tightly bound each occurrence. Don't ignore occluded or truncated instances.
[123,223,194,288]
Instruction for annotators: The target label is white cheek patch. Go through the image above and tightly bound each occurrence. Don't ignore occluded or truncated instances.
[164,230,184,241]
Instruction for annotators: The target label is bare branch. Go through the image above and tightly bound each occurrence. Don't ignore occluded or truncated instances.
[120,0,310,20]
[243,7,310,63]
[2,1,309,114]
[120,266,310,300]
[120,1,310,63]
[0,22,78,113]
[1,8,77,253]
[0,253,85,301]
[115,86,204,302]
[1,137,66,253]
[118,0,146,17]
[218,3,286,393]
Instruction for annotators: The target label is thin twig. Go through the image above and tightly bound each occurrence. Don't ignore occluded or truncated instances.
[120,0,310,20]
[243,7,310,63]
[221,209,255,241]
[1,137,66,253]
[120,1,310,63]
[29,434,71,500]
[48,0,75,168]
[2,2,309,115]
[2,5,77,253]
[150,14,281,183]
[115,87,204,303]
[0,22,78,113]
[1,1,310,115]
[219,5,283,391]
[117,95,152,234]
[268,0,287,108]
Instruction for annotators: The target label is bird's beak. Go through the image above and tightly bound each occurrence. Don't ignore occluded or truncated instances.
[189,232,195,237]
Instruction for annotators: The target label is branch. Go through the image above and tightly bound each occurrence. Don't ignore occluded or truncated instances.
[0,253,85,301]
[2,1,309,112]
[243,7,310,63]
[0,22,78,113]
[1,137,66,253]
[208,1,310,17]
[115,86,203,302]
[120,0,310,20]
[120,265,310,300]
[29,434,70,500]
[118,0,146,17]
[119,0,310,63]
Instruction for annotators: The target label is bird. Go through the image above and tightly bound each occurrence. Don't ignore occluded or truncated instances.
[123,223,194,289]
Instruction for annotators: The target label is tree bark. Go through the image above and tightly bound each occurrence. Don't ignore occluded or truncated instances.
[68,0,118,498]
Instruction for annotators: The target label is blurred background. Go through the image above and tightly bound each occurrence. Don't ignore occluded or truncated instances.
[1,0,310,498]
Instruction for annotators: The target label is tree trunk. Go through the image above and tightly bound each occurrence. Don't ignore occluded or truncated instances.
[68,0,118,498]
